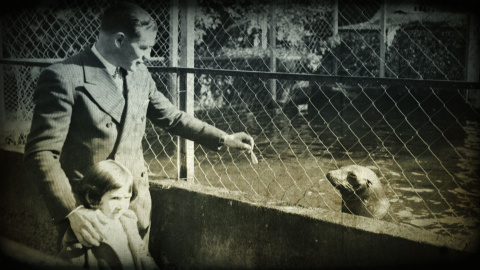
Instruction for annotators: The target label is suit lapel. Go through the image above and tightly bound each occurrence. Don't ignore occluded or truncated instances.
[82,48,125,123]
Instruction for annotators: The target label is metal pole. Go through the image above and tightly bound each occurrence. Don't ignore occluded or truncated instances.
[147,66,480,90]
[178,0,196,182]
[333,0,338,76]
[269,2,277,105]
[261,13,268,50]
[466,14,479,108]
[0,24,6,141]
[169,0,179,107]
[379,0,387,78]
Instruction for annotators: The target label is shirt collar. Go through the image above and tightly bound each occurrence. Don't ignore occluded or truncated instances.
[91,44,117,77]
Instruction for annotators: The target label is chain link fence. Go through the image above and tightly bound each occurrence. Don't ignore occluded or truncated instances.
[188,70,479,241]
[1,0,479,245]
[337,0,469,80]
[1,0,170,126]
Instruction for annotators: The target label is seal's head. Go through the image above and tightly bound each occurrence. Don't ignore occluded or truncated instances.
[326,165,390,219]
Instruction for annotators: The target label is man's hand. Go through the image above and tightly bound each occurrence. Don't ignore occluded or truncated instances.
[222,132,254,152]
[67,207,109,247]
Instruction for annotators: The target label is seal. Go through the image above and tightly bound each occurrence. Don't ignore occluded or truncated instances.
[326,165,390,219]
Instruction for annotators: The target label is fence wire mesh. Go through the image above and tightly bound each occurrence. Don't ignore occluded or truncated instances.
[1,0,479,244]
[1,0,170,124]
[186,70,480,241]
[337,0,469,79]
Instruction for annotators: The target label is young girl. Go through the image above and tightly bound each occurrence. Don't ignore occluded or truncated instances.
[58,160,158,270]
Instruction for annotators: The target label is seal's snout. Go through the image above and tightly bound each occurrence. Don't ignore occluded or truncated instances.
[326,165,390,220]
[325,172,335,185]
[326,168,355,194]
[326,171,345,192]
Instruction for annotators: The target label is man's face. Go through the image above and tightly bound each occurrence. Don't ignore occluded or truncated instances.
[98,184,132,220]
[118,30,156,72]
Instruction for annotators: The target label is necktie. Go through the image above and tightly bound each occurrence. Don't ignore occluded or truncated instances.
[113,66,120,79]
[113,67,124,93]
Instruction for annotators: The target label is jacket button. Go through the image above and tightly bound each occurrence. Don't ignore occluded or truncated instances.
[141,172,145,177]
[106,122,113,128]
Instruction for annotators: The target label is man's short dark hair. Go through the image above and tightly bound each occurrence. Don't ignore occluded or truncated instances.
[100,1,157,39]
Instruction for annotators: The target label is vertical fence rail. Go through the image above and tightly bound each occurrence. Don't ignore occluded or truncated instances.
[169,0,179,107]
[178,0,196,182]
[169,0,181,180]
[269,2,277,105]
[379,0,387,78]
[332,0,339,76]
[466,14,479,108]
[0,24,5,139]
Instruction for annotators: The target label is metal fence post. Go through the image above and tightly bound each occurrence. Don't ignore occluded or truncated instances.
[269,2,277,105]
[0,24,6,142]
[169,0,179,107]
[178,0,196,182]
[332,0,338,76]
[466,13,479,108]
[261,13,268,50]
[379,0,387,78]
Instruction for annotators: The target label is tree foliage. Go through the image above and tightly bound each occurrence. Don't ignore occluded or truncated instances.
[194,0,339,109]
[195,0,338,70]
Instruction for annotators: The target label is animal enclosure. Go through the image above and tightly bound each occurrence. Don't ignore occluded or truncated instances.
[1,0,479,249]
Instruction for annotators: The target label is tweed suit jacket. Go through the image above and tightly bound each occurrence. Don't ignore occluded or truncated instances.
[24,47,227,231]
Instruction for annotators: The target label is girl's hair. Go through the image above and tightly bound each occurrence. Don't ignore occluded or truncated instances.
[99,1,157,39]
[78,160,137,208]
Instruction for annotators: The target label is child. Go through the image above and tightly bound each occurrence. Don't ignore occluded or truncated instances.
[58,160,158,270]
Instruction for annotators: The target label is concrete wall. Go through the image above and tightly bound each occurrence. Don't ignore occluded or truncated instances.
[0,148,478,269]
[148,181,478,269]
[0,148,58,256]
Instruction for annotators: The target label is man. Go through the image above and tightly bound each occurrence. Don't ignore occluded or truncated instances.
[23,2,254,251]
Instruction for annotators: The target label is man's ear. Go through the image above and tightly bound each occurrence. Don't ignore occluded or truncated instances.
[114,33,126,48]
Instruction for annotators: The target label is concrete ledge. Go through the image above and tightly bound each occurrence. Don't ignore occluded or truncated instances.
[149,180,479,269]
[0,148,58,256]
